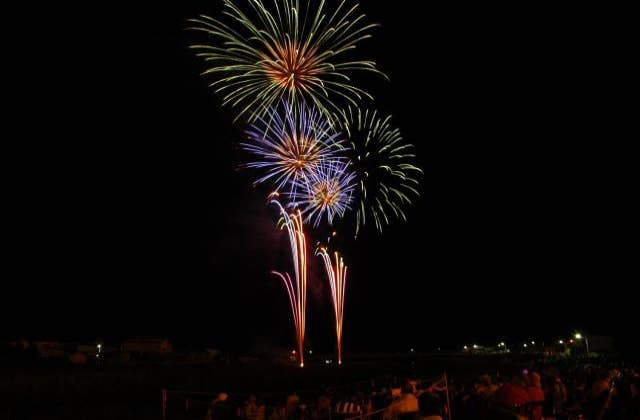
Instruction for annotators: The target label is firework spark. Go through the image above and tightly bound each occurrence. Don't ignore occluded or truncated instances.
[335,107,422,236]
[188,0,386,122]
[316,246,347,365]
[242,101,343,198]
[270,196,308,367]
[289,159,356,227]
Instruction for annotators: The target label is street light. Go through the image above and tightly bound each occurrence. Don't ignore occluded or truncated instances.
[558,340,564,344]
[574,332,590,355]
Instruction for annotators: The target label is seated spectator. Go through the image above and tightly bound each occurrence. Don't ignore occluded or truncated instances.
[493,374,532,408]
[542,371,567,418]
[417,392,442,420]
[370,388,392,420]
[268,403,286,420]
[591,371,612,399]
[285,394,302,420]
[525,372,544,420]
[475,375,498,399]
[493,373,532,419]
[310,395,332,420]
[630,376,640,420]
[239,395,265,420]
[585,372,613,418]
[209,393,235,420]
[335,395,363,417]
[386,382,419,420]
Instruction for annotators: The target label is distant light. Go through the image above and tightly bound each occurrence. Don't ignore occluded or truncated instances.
[309,350,313,354]
[574,333,583,340]
[570,339,574,344]
[558,340,564,344]
[473,344,479,349]
[463,345,468,350]
[292,350,296,354]
[437,348,441,351]
[499,342,505,347]
[325,359,332,364]
[531,341,535,345]
[523,343,528,348]
[410,348,415,352]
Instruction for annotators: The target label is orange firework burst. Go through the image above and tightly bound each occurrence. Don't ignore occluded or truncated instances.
[271,197,308,367]
[261,42,321,93]
[316,246,347,365]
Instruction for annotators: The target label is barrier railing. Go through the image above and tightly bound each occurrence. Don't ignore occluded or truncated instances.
[162,373,453,420]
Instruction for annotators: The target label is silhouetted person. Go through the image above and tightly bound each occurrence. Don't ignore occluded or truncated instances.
[526,372,544,420]
[418,392,442,420]
[386,383,418,420]
[630,376,640,420]
[239,395,265,420]
[310,395,332,420]
[209,393,235,420]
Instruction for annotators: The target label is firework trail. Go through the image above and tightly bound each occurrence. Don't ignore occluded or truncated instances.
[316,245,347,364]
[270,195,308,367]
[188,0,386,122]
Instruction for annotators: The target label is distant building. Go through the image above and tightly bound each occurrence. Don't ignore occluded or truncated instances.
[77,345,98,356]
[587,335,615,353]
[69,352,88,365]
[121,337,173,355]
[34,341,66,359]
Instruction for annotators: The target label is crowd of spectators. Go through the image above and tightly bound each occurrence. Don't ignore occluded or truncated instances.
[203,359,640,420]
[449,360,640,419]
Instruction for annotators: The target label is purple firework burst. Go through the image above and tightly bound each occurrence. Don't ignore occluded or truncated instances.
[241,102,344,199]
[289,160,357,227]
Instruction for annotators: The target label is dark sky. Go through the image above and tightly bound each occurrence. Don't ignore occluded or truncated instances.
[7,2,638,352]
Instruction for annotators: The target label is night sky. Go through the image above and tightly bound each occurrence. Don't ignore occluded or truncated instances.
[7,3,638,353]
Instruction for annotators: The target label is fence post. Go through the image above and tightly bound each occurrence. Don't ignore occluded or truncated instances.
[162,389,167,420]
[443,373,452,420]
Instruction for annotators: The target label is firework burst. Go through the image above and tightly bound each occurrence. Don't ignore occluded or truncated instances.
[188,0,386,122]
[335,107,422,236]
[241,101,343,198]
[290,159,356,227]
[316,246,347,365]
[270,196,308,367]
